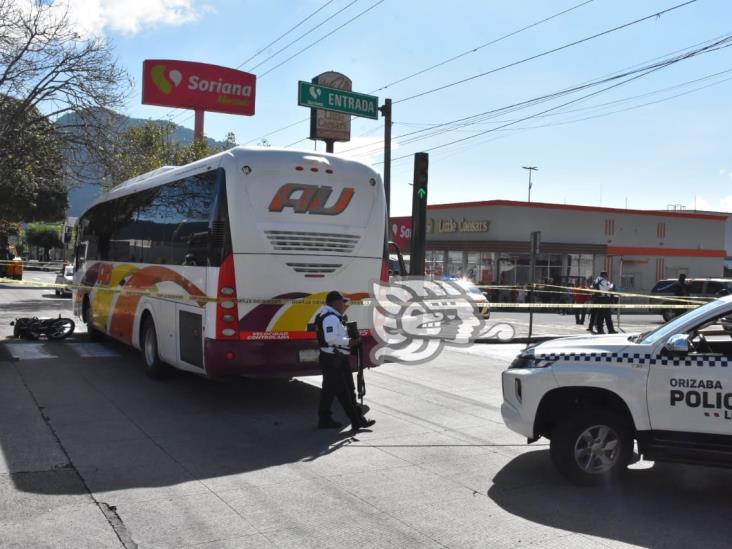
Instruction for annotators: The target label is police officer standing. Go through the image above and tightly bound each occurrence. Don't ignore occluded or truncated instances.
[593,271,617,334]
[316,291,375,432]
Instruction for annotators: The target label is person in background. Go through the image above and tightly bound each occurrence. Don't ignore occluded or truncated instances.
[572,280,591,325]
[673,273,689,297]
[593,271,616,334]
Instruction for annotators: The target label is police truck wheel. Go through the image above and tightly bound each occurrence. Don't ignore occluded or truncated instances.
[141,318,167,379]
[550,408,632,485]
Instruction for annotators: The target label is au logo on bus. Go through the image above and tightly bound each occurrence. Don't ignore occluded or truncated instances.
[268,183,354,215]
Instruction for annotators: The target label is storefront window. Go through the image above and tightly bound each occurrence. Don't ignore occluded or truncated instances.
[479,252,494,283]
[425,250,444,278]
[567,254,595,284]
[465,252,480,282]
[446,251,463,278]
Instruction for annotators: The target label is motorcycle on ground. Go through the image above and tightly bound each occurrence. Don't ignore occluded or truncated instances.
[10,315,75,340]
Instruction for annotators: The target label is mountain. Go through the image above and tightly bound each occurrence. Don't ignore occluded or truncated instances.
[58,111,227,216]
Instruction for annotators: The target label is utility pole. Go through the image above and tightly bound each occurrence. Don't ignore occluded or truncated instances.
[528,231,541,345]
[380,98,392,218]
[523,166,538,203]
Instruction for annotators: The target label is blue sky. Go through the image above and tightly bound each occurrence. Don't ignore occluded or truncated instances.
[72,0,732,216]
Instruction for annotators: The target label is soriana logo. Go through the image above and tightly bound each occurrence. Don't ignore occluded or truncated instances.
[142,59,256,116]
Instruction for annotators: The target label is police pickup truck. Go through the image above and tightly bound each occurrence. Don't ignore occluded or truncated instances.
[502,295,732,484]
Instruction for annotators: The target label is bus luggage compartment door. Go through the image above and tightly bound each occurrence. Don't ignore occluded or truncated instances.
[178,309,203,368]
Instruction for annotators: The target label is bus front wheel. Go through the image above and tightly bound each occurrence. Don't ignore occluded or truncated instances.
[82,297,104,341]
[141,318,168,379]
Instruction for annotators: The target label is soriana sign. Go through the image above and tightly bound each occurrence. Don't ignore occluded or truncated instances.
[142,60,256,116]
[390,216,412,251]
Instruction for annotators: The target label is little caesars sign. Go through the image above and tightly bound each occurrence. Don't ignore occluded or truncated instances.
[428,218,491,234]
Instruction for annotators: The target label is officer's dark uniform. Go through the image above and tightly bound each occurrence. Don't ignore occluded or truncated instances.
[593,273,616,334]
[316,291,374,431]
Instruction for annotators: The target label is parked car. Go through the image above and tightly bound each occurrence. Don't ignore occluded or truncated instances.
[650,277,732,322]
[454,279,491,319]
[54,264,73,297]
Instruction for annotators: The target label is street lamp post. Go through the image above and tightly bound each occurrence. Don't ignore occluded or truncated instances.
[522,166,538,203]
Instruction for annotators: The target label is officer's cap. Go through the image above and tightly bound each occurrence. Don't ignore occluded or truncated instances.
[326,290,348,304]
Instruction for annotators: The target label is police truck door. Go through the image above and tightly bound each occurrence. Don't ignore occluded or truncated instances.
[647,316,732,436]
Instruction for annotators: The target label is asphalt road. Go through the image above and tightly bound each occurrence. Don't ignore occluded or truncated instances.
[1,273,731,548]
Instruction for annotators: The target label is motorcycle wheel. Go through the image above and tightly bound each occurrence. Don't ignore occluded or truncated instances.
[47,318,75,340]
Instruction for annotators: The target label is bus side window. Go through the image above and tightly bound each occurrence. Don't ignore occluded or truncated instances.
[208,168,231,267]
[75,243,87,271]
[169,172,218,266]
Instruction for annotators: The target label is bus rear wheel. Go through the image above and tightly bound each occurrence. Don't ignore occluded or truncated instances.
[141,318,168,379]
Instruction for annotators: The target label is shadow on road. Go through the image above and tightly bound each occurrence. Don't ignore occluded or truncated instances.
[488,449,732,547]
[2,336,356,497]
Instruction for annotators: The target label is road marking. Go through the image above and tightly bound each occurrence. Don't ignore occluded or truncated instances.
[67,342,119,358]
[4,343,58,360]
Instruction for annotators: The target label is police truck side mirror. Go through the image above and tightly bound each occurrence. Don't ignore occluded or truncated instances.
[664,334,690,355]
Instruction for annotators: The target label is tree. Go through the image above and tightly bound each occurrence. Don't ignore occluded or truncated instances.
[25,224,63,261]
[0,96,67,221]
[0,0,131,204]
[224,131,237,149]
[102,121,223,188]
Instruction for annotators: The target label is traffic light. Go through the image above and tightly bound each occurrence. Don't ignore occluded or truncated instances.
[409,152,429,276]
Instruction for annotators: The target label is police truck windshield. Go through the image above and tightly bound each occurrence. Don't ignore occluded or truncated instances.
[639,298,729,345]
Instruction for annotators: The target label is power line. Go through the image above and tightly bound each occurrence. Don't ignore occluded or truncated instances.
[258,0,385,79]
[163,0,350,125]
[173,0,383,129]
[397,67,732,164]
[394,0,697,105]
[373,0,595,93]
[388,37,732,161]
[245,117,310,145]
[499,71,732,131]
[241,0,598,145]
[247,0,361,72]
[340,34,731,157]
[296,0,697,149]
[237,0,338,69]
[285,137,310,148]
[392,64,732,128]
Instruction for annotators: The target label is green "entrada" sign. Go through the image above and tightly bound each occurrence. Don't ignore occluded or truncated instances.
[298,81,379,120]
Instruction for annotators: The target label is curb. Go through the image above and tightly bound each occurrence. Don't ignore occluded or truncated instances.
[477,335,561,345]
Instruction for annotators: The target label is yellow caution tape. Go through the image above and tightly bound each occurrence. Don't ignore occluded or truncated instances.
[0,276,698,309]
[475,282,707,304]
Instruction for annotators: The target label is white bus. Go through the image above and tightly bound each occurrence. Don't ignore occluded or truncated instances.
[73,147,386,378]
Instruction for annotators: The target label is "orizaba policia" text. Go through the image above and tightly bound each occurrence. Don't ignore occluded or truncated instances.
[670,378,732,417]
